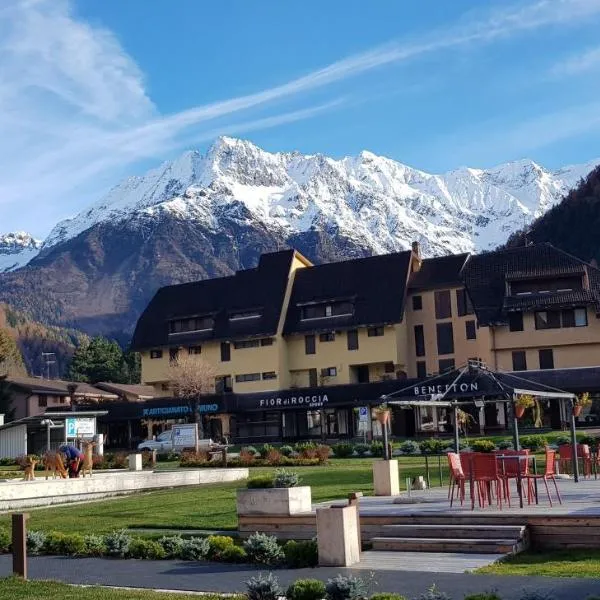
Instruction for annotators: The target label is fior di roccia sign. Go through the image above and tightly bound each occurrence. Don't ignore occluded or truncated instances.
[258,394,329,409]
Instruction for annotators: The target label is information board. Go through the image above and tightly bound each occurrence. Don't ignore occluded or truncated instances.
[172,424,198,449]
[65,417,96,438]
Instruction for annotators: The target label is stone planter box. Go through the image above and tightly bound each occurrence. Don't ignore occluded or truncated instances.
[237,486,312,516]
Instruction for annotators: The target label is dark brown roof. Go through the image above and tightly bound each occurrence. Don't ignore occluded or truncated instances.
[6,377,118,398]
[283,251,413,335]
[95,382,156,399]
[408,253,470,291]
[503,289,598,312]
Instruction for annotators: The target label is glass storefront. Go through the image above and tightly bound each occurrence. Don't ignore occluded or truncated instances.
[281,408,353,439]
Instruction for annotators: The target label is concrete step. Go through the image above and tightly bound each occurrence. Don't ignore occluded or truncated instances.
[380,524,526,540]
[371,536,522,554]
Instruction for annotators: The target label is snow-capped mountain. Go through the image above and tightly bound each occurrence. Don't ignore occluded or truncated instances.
[43,136,598,257]
[0,232,42,273]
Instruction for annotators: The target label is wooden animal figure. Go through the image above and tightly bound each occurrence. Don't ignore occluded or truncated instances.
[81,441,96,478]
[43,451,68,480]
[23,457,38,481]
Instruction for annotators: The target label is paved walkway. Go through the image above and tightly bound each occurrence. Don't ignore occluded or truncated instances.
[1,556,599,599]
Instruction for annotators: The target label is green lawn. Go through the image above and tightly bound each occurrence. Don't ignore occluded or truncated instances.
[476,549,600,578]
[0,578,238,600]
[0,458,448,535]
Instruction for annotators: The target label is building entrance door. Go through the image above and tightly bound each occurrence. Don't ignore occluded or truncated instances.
[356,365,370,383]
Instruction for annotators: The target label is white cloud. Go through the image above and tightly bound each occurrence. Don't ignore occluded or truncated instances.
[1,0,600,236]
[551,45,600,76]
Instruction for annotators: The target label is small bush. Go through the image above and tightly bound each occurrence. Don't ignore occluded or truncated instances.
[287,579,326,600]
[239,450,257,465]
[128,538,166,560]
[180,537,210,561]
[0,528,10,553]
[243,532,285,565]
[83,534,105,557]
[463,593,502,600]
[280,445,294,457]
[260,444,275,458]
[26,530,46,555]
[242,446,259,457]
[517,592,556,600]
[265,449,284,465]
[283,539,318,568]
[399,440,420,455]
[44,532,86,556]
[325,574,369,600]
[520,436,548,452]
[158,535,185,558]
[296,442,318,459]
[207,535,235,560]
[219,544,247,563]
[274,468,300,488]
[316,445,331,463]
[412,585,450,600]
[370,594,407,600]
[109,453,128,470]
[370,441,384,457]
[103,530,132,558]
[332,442,355,458]
[497,440,514,450]
[470,439,496,453]
[580,435,598,449]
[246,573,282,600]
[419,439,445,455]
[247,475,274,489]
[354,443,370,456]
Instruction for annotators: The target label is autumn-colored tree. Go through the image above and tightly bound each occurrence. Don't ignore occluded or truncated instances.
[0,329,25,376]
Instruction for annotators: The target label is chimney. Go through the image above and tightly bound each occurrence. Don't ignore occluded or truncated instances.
[411,241,422,272]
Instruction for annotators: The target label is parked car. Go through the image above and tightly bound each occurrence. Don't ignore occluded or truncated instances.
[137,430,216,454]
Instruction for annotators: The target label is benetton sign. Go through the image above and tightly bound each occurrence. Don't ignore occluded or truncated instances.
[258,394,329,409]
[413,382,480,396]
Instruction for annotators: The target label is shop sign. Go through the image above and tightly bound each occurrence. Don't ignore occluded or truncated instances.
[65,417,96,438]
[412,382,480,396]
[258,394,329,409]
[198,403,219,413]
[142,405,191,417]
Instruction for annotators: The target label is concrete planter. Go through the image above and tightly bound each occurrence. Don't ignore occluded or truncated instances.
[237,486,312,516]
[373,459,400,496]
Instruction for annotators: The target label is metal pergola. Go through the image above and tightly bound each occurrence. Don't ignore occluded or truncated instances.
[380,363,582,482]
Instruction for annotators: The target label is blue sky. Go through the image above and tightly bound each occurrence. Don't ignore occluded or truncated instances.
[2,0,600,236]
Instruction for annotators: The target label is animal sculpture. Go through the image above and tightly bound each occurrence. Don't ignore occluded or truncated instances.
[22,457,38,481]
[43,451,68,480]
[81,440,95,477]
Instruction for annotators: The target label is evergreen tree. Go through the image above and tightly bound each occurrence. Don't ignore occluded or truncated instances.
[0,377,15,421]
[0,329,25,376]
[123,349,141,384]
[68,337,128,383]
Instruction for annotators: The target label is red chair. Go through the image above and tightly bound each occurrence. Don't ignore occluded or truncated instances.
[471,453,503,510]
[559,444,592,478]
[495,449,530,506]
[526,448,562,506]
[447,453,466,507]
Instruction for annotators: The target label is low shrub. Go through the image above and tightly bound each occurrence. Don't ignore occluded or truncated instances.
[354,443,370,456]
[286,579,327,600]
[274,468,300,488]
[470,439,496,453]
[283,539,318,568]
[296,442,318,459]
[128,538,166,560]
[413,585,450,600]
[180,537,210,561]
[103,530,132,558]
[260,444,275,458]
[520,435,548,452]
[218,544,247,563]
[580,435,599,449]
[242,446,259,457]
[207,535,235,560]
[246,572,282,600]
[316,445,331,463]
[370,441,384,457]
[247,475,274,489]
[325,574,369,600]
[463,593,502,600]
[26,530,46,555]
[517,592,556,600]
[239,450,257,466]
[332,442,355,458]
[398,440,420,455]
[0,528,10,553]
[83,534,105,556]
[497,440,514,450]
[280,445,294,457]
[158,535,185,558]
[419,438,445,455]
[265,449,284,465]
[45,532,86,556]
[370,594,407,600]
[0,458,16,466]
[180,450,210,466]
[243,532,285,565]
[108,452,129,470]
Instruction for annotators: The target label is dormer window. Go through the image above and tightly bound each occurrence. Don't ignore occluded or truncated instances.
[509,276,582,296]
[300,301,353,320]
[169,316,214,335]
[230,311,261,321]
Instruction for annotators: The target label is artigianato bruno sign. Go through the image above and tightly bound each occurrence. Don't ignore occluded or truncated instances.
[258,394,329,409]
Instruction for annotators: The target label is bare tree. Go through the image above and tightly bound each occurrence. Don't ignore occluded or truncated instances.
[167,354,217,439]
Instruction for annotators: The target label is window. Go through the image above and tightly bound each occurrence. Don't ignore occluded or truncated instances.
[321,367,337,377]
[235,373,261,383]
[535,310,561,330]
[347,329,359,350]
[412,296,423,311]
[188,346,201,355]
[262,371,277,380]
[169,316,214,334]
[301,301,353,320]
[169,348,179,363]
[367,326,384,337]
[319,332,335,342]
[233,339,260,349]
[512,351,527,371]
[438,358,455,373]
[220,342,231,362]
[229,311,260,321]
[384,362,395,373]
[539,349,554,370]
[465,320,476,340]
[414,325,425,357]
[309,368,318,387]
[575,308,588,327]
[434,290,452,319]
[562,308,588,328]
[305,334,316,355]
[59,397,66,404]
[508,312,524,332]
[416,361,427,378]
[150,349,163,359]
[260,337,274,346]
[38,395,47,408]
[456,289,473,316]
[436,323,454,355]
[216,375,232,393]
